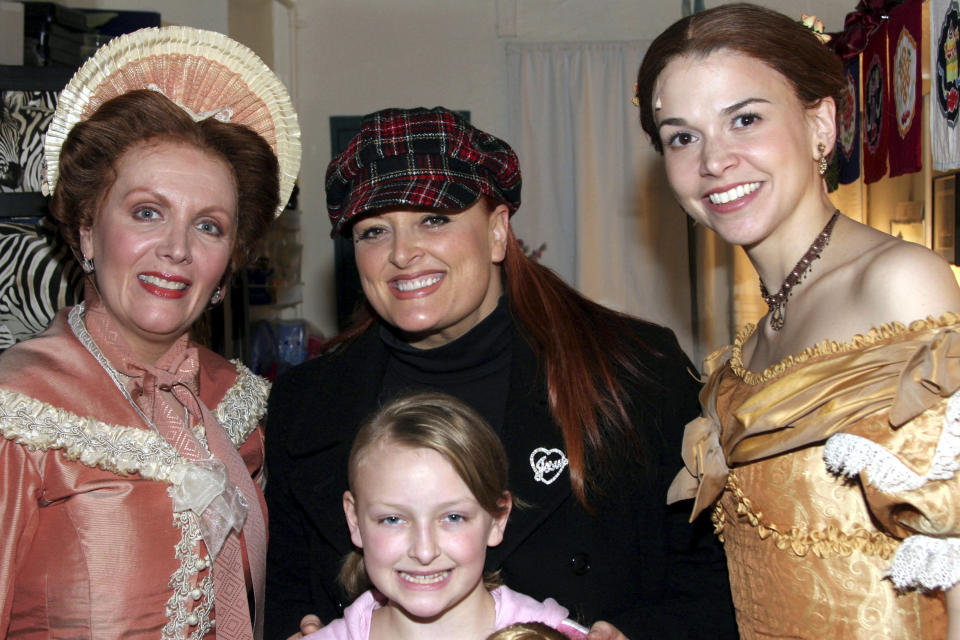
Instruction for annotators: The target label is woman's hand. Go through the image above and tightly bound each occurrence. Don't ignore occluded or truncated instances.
[587,620,629,640]
[284,614,322,639]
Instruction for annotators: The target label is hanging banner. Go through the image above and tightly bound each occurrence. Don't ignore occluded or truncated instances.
[862,22,889,183]
[837,57,861,185]
[887,0,923,177]
[932,0,960,170]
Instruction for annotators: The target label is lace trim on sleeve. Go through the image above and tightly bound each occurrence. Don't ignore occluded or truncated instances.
[215,361,269,448]
[823,390,960,492]
[0,387,184,480]
[886,534,960,591]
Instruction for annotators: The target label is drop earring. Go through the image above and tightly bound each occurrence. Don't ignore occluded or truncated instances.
[816,142,828,176]
[81,256,94,273]
[210,287,223,305]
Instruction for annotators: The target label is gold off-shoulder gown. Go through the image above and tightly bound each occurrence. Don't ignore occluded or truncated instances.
[671,315,960,639]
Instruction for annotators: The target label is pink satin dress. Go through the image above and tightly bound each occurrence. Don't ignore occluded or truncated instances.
[0,293,269,639]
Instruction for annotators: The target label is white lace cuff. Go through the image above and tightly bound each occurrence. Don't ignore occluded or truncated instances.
[886,535,960,591]
[823,390,960,492]
[824,433,925,491]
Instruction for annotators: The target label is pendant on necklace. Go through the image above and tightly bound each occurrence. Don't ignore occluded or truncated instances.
[769,302,786,331]
[759,210,840,332]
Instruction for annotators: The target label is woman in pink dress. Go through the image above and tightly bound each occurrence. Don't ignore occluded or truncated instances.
[0,26,299,639]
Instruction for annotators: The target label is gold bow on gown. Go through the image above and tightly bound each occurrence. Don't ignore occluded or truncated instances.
[668,315,960,639]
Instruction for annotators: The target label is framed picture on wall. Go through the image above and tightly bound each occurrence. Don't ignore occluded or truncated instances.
[0,65,73,219]
[890,219,925,245]
[933,173,960,265]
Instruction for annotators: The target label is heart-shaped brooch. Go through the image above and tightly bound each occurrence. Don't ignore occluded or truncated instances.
[529,447,569,485]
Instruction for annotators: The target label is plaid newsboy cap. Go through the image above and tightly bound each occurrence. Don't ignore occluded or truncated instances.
[325,106,522,236]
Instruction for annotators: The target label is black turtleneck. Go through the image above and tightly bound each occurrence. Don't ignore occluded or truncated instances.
[377,297,512,435]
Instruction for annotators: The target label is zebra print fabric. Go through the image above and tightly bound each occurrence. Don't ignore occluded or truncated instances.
[1,90,58,193]
[0,219,83,349]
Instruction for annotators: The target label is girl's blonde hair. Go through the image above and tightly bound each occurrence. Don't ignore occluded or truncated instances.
[485,622,569,640]
[339,391,511,599]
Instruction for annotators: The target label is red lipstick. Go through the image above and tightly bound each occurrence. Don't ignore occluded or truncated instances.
[137,272,191,299]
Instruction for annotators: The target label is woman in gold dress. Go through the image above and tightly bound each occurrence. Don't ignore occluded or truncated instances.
[636,3,960,638]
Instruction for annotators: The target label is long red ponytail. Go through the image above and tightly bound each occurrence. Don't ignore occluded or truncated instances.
[501,229,657,505]
[326,213,660,507]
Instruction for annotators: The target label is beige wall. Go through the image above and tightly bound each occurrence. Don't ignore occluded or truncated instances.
[271,0,850,337]
[58,0,228,31]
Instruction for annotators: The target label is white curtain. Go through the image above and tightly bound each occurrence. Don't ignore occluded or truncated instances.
[506,41,701,359]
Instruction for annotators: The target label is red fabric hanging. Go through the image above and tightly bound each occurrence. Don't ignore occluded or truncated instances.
[830,0,889,59]
[887,0,923,177]
[862,21,889,183]
[837,57,862,184]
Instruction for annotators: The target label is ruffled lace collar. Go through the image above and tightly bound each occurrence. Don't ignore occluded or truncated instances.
[729,313,960,385]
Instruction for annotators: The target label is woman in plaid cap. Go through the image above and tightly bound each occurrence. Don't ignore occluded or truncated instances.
[264,107,736,640]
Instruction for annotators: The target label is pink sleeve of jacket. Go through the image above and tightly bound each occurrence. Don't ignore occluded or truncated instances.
[0,441,42,637]
[493,585,591,637]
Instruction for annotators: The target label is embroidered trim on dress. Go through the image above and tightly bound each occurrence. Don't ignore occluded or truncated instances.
[0,373,265,481]
[164,511,215,640]
[729,313,960,385]
[68,303,158,432]
[713,472,898,559]
[0,387,184,480]
[823,390,960,491]
[217,361,269,447]
[886,534,960,591]
[69,303,269,449]
[8,306,267,640]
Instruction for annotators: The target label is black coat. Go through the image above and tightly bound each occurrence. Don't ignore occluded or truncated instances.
[263,321,737,640]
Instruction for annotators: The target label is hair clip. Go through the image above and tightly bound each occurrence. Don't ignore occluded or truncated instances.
[800,13,832,44]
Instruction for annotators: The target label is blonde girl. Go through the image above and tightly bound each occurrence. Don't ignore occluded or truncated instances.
[305,392,588,640]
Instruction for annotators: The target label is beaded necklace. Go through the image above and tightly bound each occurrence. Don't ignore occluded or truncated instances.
[760,210,840,331]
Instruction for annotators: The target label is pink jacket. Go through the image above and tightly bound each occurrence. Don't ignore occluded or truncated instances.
[0,301,269,639]
[305,585,589,639]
